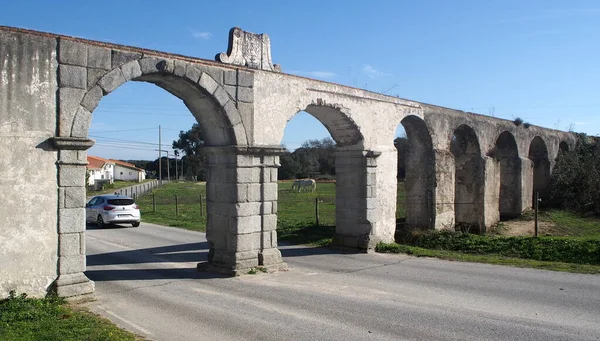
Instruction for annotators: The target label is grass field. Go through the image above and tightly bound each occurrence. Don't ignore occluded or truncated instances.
[0,292,142,341]
[134,180,600,272]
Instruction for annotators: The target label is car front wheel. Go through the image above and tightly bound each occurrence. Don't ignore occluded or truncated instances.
[97,215,105,228]
[132,222,140,227]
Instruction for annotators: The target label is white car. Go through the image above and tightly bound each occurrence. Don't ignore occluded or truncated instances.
[86,194,141,227]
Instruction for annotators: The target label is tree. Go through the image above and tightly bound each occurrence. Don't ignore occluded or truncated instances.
[394,136,409,179]
[172,123,206,180]
[547,133,600,215]
[278,138,336,179]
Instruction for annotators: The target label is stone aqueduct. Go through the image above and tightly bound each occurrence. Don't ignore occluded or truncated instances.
[0,26,573,298]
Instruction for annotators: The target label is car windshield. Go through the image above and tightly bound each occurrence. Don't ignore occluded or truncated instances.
[107,198,135,206]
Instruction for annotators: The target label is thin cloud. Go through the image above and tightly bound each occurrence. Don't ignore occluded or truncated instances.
[363,64,391,79]
[191,30,213,40]
[288,70,337,79]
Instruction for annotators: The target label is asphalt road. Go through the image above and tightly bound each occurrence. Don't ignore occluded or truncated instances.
[84,222,600,341]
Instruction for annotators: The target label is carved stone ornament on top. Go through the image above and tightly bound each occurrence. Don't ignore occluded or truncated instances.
[217,27,281,72]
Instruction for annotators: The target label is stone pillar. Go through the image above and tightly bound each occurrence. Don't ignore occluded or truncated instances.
[332,149,395,251]
[50,137,95,298]
[482,156,500,232]
[521,157,534,209]
[200,146,286,275]
[432,149,455,230]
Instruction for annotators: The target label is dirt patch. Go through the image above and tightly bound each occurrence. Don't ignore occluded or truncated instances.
[497,219,557,237]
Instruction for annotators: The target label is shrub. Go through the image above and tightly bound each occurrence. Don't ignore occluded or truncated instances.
[513,117,524,126]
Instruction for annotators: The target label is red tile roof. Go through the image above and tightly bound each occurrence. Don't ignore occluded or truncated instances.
[109,159,144,172]
[87,156,111,169]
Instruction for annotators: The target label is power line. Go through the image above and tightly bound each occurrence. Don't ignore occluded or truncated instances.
[89,127,158,134]
[90,135,158,146]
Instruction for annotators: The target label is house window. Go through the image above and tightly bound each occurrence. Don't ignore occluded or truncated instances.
[120,172,123,175]
[101,175,104,179]
[129,172,132,175]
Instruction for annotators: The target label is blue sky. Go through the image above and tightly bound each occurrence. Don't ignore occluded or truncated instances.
[2,1,600,160]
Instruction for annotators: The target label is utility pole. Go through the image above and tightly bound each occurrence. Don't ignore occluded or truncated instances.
[158,125,162,185]
[166,150,170,182]
[174,151,178,181]
[181,157,184,180]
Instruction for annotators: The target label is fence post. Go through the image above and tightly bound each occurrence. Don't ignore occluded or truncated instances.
[152,193,156,212]
[315,197,320,227]
[200,195,203,217]
[175,195,178,216]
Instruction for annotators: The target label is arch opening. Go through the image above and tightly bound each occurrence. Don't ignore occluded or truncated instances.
[528,136,551,204]
[277,105,366,252]
[495,131,522,219]
[450,125,484,232]
[395,116,435,231]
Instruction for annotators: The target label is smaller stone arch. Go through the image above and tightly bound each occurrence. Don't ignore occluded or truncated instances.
[528,136,551,203]
[303,101,364,148]
[559,141,570,153]
[450,124,485,231]
[399,115,435,229]
[495,131,522,218]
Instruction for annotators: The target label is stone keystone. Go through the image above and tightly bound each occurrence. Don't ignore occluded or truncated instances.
[216,27,281,72]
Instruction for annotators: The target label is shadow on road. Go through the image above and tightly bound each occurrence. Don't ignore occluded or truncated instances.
[87,242,209,266]
[85,267,225,281]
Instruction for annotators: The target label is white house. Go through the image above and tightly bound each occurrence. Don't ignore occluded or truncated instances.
[86,156,114,186]
[110,159,146,182]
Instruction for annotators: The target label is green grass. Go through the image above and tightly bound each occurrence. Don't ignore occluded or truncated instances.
[0,292,142,341]
[375,243,600,274]
[136,181,207,230]
[134,180,600,273]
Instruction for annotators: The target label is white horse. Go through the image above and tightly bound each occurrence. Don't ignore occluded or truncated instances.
[291,179,317,193]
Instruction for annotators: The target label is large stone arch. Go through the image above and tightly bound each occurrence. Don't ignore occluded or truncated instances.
[450,124,485,231]
[58,48,248,146]
[528,136,551,203]
[53,40,258,296]
[495,131,522,218]
[399,115,435,229]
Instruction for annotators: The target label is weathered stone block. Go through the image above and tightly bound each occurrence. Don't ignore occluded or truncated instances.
[59,39,87,66]
[59,233,81,256]
[246,183,261,202]
[58,150,79,164]
[98,68,126,94]
[198,72,218,94]
[173,60,187,77]
[80,85,103,112]
[112,50,142,68]
[58,88,86,136]
[229,232,261,252]
[259,248,284,266]
[196,64,223,84]
[59,166,86,187]
[271,230,278,247]
[58,208,85,234]
[234,202,261,217]
[271,201,278,214]
[138,57,162,74]
[71,106,92,137]
[232,124,248,145]
[236,167,259,183]
[237,71,253,87]
[262,214,278,231]
[233,215,262,234]
[237,87,254,103]
[59,255,86,275]
[87,68,107,89]
[224,101,242,126]
[64,187,85,208]
[224,70,237,85]
[120,60,142,81]
[185,65,202,83]
[87,46,111,70]
[55,273,95,297]
[213,87,231,106]
[263,183,278,201]
[59,65,87,89]
[261,201,272,215]
[224,85,237,99]
[270,168,278,182]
